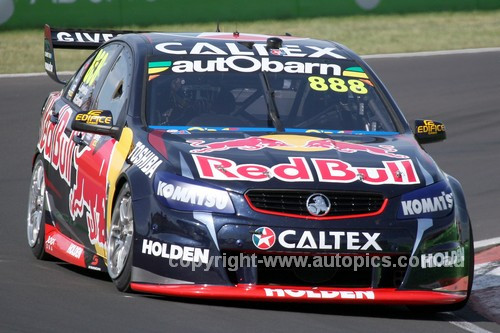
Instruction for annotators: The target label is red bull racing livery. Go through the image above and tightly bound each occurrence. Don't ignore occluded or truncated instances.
[27,25,473,311]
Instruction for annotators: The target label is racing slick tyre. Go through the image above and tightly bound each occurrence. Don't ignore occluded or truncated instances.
[27,155,51,260]
[107,183,134,292]
[408,222,474,313]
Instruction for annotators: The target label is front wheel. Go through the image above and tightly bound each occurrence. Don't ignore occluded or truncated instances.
[408,222,474,312]
[107,183,134,292]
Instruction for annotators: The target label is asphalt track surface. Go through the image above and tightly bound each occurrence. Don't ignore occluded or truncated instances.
[0,50,499,332]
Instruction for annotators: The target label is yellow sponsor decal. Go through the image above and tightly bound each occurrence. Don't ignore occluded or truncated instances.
[417,120,445,135]
[148,67,169,75]
[342,70,369,79]
[83,49,109,86]
[75,110,112,125]
[308,76,368,95]
[103,127,133,259]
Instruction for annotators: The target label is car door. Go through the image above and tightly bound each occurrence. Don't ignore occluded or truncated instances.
[41,42,133,259]
[39,43,120,247]
[67,43,135,258]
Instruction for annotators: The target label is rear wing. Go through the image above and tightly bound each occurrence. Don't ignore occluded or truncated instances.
[44,24,144,84]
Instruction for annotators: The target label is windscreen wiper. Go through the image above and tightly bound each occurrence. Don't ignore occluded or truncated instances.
[259,71,285,132]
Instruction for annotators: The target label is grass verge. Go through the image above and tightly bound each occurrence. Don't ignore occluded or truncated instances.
[1,10,499,74]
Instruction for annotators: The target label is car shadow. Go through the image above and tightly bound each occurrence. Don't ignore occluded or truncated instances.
[140,292,491,325]
[56,262,111,282]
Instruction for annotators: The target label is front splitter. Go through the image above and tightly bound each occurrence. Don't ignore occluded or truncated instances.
[130,283,465,304]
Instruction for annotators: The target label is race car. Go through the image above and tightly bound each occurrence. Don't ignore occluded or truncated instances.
[27,25,473,311]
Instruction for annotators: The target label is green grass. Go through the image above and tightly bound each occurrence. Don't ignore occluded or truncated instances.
[1,10,499,74]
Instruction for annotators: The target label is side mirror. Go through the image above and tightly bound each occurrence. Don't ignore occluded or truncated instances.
[71,110,120,138]
[414,119,446,144]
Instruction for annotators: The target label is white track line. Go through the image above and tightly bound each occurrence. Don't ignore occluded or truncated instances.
[1,47,500,79]
[446,239,500,333]
[0,71,73,79]
[473,264,500,291]
[474,237,500,251]
[441,313,493,333]
[362,47,500,59]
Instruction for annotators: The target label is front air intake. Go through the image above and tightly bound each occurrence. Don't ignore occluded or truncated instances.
[245,189,386,220]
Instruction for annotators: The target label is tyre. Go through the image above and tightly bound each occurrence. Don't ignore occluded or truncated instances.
[107,183,134,292]
[27,155,50,260]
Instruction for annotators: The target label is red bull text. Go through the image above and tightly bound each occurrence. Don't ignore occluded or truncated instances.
[37,100,77,186]
[193,155,419,185]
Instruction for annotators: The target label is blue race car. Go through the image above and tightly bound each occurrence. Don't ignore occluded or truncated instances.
[27,25,473,311]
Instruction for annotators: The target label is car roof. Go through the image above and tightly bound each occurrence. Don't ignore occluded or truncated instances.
[117,32,355,60]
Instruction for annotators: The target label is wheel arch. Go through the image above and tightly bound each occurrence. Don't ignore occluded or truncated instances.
[446,173,473,239]
[31,150,40,170]
[111,174,130,210]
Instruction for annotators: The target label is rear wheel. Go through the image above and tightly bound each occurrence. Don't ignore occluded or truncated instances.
[27,156,50,260]
[107,183,134,292]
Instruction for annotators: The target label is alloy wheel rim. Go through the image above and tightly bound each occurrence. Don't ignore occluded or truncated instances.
[107,191,134,279]
[27,160,45,247]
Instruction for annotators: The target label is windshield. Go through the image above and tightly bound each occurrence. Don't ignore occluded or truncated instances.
[146,56,397,133]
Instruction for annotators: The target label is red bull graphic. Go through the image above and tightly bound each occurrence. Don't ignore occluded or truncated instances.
[304,139,407,159]
[193,155,419,185]
[193,155,314,182]
[37,97,77,186]
[38,95,131,252]
[69,137,115,247]
[312,158,419,185]
[188,136,408,159]
[188,137,291,153]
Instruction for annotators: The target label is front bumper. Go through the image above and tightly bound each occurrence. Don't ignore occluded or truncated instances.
[131,191,471,300]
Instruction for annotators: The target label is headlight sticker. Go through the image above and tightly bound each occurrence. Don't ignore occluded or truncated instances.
[154,173,235,214]
[398,181,453,219]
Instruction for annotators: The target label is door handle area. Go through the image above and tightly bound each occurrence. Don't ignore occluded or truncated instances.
[73,133,86,146]
[49,107,59,124]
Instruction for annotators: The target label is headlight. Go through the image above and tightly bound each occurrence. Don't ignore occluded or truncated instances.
[397,181,453,219]
[154,172,235,214]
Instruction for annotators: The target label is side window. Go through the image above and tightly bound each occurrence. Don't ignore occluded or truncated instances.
[64,56,93,101]
[72,44,122,111]
[93,46,133,123]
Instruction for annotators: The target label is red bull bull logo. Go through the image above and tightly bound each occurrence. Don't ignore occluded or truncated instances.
[69,138,115,247]
[303,139,407,159]
[38,95,130,251]
[188,135,408,159]
[188,137,291,153]
[193,155,419,185]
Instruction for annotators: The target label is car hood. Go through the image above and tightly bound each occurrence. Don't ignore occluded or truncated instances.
[149,131,444,198]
